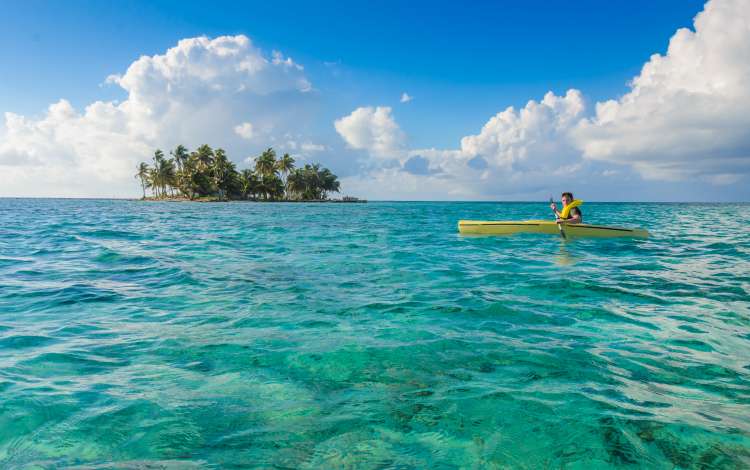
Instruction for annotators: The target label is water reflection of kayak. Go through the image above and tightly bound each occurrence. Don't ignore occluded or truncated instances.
[458,220,649,238]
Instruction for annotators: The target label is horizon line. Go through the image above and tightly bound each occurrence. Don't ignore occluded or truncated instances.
[0,197,748,204]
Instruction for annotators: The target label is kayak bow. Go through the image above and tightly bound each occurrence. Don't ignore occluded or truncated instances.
[458,220,649,238]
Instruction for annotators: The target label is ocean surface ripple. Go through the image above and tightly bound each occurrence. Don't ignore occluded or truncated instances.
[1,199,749,468]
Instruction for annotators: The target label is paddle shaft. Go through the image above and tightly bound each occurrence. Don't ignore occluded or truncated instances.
[550,197,566,239]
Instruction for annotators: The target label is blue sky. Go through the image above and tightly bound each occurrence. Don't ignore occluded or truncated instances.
[1,0,748,200]
[2,0,704,132]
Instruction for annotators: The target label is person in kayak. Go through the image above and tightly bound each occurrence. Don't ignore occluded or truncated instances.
[550,192,582,224]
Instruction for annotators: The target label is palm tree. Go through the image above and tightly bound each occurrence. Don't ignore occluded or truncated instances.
[151,150,165,197]
[212,148,237,200]
[306,163,322,200]
[240,169,260,200]
[178,158,199,200]
[276,153,295,198]
[160,158,177,196]
[193,144,214,171]
[148,167,159,198]
[135,162,150,199]
[171,145,189,172]
[150,150,177,198]
[276,153,295,175]
[152,149,165,173]
[254,148,277,178]
[261,174,284,201]
[286,169,304,200]
[182,146,216,197]
[319,167,340,199]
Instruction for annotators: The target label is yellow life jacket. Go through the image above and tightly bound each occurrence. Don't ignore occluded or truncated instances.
[560,199,583,219]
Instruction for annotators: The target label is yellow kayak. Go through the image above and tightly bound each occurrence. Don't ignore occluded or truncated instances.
[458,220,649,238]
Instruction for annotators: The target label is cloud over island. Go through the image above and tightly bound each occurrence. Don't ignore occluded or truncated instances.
[0,35,313,197]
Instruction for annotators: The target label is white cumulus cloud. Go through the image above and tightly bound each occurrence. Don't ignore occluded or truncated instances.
[459,90,584,173]
[334,106,405,158]
[400,92,413,103]
[234,122,254,139]
[339,90,595,199]
[574,0,750,183]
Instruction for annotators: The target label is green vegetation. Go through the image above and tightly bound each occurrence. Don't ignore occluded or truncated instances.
[135,145,341,201]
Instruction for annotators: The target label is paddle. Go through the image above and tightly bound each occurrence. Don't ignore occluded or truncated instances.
[550,197,566,239]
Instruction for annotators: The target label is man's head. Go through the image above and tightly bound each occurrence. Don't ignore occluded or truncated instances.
[561,192,574,205]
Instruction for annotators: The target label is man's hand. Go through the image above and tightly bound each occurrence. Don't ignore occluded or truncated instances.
[550,202,557,211]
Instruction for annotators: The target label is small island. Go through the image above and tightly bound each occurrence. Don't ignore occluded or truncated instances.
[135,145,363,202]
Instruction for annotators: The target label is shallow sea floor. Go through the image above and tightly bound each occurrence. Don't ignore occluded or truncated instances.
[1,199,749,468]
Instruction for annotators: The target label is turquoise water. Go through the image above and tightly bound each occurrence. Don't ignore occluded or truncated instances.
[1,199,749,469]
